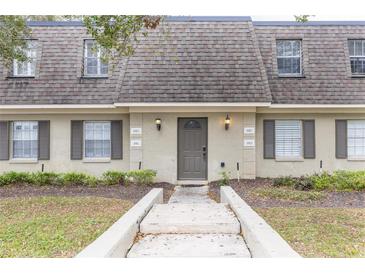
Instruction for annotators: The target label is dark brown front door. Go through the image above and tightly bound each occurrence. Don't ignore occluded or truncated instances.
[178,118,207,180]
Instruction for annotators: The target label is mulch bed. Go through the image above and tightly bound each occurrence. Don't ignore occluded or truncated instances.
[0,182,175,203]
[209,179,365,208]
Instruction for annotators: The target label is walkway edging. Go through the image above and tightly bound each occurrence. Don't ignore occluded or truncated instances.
[75,188,163,258]
[220,186,301,258]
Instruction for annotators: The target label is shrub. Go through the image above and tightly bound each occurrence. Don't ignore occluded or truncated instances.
[102,171,125,185]
[30,172,61,186]
[0,171,33,186]
[125,169,157,185]
[309,172,333,191]
[61,172,99,187]
[219,171,230,186]
[332,170,365,191]
[294,176,314,191]
[272,176,296,187]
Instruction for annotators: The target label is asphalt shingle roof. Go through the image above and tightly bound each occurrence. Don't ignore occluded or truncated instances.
[1,17,365,105]
[255,24,365,104]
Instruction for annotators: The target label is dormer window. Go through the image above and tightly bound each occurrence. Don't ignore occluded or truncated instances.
[348,40,365,75]
[83,40,108,77]
[276,40,302,76]
[13,40,37,77]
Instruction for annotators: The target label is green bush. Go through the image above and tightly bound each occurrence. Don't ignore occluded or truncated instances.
[102,171,125,185]
[308,172,333,190]
[272,176,296,187]
[30,172,61,186]
[294,176,314,191]
[273,171,365,191]
[219,171,230,186]
[0,171,33,186]
[61,172,99,187]
[125,169,157,185]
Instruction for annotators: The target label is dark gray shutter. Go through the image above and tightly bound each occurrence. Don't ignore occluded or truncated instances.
[71,120,83,160]
[111,120,123,159]
[336,120,347,159]
[303,120,315,159]
[38,121,50,160]
[0,121,9,160]
[263,120,275,159]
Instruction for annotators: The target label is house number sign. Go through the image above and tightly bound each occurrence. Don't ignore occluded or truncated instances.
[243,139,255,147]
[131,139,142,147]
[131,127,142,135]
[244,127,255,134]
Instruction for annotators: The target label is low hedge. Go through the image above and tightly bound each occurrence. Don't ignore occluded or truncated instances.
[0,169,157,187]
[273,170,365,191]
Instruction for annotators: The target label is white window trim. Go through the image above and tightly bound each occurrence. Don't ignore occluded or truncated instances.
[11,121,38,161]
[13,41,36,77]
[83,40,108,77]
[277,40,303,77]
[274,119,303,161]
[347,120,365,160]
[83,121,111,160]
[348,40,365,76]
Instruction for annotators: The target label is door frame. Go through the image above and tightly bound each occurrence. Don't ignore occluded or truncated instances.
[177,117,208,180]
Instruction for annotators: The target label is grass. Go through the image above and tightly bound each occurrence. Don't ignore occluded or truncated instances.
[0,196,133,258]
[256,207,365,257]
[252,187,326,201]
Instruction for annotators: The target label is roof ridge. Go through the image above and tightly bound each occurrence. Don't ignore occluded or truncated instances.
[253,21,365,26]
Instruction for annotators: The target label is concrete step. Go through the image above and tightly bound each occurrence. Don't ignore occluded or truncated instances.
[177,180,208,186]
[127,234,251,257]
[140,203,241,234]
[168,186,215,204]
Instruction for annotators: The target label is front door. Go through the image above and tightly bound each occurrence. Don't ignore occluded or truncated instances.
[178,118,207,180]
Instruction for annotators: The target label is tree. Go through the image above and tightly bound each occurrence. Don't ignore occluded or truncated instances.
[0,15,162,67]
[294,15,315,22]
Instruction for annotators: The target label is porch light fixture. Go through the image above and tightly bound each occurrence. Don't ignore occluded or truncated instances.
[224,114,231,130]
[155,118,162,131]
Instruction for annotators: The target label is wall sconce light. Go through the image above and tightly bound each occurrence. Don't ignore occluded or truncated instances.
[155,118,162,131]
[224,114,231,130]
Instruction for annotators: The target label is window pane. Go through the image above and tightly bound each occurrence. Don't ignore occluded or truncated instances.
[275,120,302,158]
[348,120,365,158]
[13,41,36,76]
[355,40,363,56]
[277,40,302,75]
[84,122,111,158]
[276,41,284,57]
[12,121,38,159]
[292,41,301,56]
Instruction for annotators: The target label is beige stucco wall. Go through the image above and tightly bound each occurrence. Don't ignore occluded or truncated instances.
[139,112,246,183]
[0,114,130,176]
[256,113,365,178]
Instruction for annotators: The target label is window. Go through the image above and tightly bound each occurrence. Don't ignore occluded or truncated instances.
[275,120,302,158]
[347,120,365,158]
[12,121,38,159]
[276,40,302,76]
[348,40,365,75]
[84,121,111,158]
[84,40,108,76]
[13,40,37,77]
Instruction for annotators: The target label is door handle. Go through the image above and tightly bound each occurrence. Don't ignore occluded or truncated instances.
[202,146,206,152]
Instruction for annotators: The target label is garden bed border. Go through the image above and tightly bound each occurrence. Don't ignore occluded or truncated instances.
[75,188,163,258]
[220,186,301,258]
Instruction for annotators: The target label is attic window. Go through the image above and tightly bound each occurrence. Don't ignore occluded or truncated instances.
[276,40,302,76]
[83,40,108,77]
[348,40,365,75]
[13,40,37,77]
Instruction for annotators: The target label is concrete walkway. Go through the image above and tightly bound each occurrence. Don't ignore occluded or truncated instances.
[127,186,251,257]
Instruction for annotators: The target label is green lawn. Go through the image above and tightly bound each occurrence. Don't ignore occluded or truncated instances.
[251,187,326,201]
[256,207,365,257]
[0,196,133,257]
